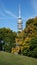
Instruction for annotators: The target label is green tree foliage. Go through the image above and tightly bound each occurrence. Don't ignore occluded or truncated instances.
[20,17,37,58]
[0,28,17,52]
[22,37,37,58]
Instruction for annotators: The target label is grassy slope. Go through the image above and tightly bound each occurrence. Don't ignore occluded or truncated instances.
[0,51,37,65]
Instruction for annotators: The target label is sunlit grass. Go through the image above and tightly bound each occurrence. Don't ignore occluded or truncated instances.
[0,51,37,65]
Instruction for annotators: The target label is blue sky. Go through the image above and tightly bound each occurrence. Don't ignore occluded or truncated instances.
[0,0,37,32]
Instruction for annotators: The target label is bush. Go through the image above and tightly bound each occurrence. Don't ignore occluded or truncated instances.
[31,48,37,58]
[22,50,27,56]
[27,51,32,57]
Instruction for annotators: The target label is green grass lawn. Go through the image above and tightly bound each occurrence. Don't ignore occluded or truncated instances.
[0,51,37,65]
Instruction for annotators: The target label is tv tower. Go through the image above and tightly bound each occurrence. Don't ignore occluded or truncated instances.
[17,5,23,32]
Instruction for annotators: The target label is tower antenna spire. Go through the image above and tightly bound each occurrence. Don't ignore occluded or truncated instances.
[19,4,21,18]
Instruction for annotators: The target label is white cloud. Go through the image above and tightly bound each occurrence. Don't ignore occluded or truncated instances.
[0,16,17,20]
[0,0,18,19]
[0,11,5,16]
[0,0,5,16]
[0,18,8,20]
[5,10,18,19]
[31,0,37,14]
[0,9,18,19]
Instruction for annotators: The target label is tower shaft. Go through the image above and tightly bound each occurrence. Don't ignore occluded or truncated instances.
[17,5,23,32]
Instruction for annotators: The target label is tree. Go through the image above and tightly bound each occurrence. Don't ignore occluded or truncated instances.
[0,28,17,52]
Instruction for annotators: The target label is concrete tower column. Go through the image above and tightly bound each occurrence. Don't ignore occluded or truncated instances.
[17,5,23,32]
